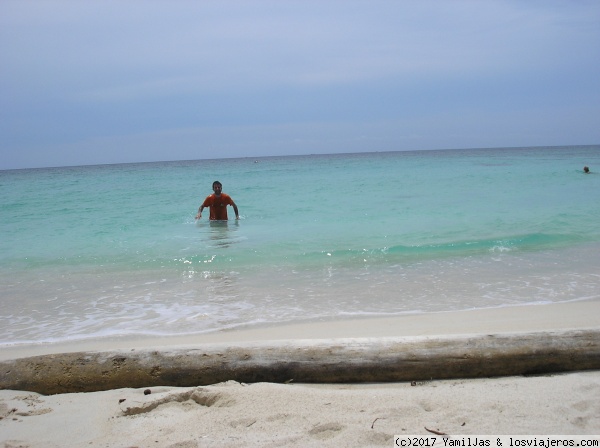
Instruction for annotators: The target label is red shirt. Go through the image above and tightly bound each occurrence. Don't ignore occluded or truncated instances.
[202,193,234,220]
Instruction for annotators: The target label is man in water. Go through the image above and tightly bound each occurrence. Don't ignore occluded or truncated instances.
[583,166,590,173]
[196,181,240,220]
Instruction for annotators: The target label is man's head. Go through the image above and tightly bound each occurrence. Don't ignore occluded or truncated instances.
[212,181,223,194]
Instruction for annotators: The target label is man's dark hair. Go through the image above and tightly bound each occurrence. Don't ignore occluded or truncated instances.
[213,181,222,188]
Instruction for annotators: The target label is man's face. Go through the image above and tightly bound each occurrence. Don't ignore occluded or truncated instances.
[213,184,222,195]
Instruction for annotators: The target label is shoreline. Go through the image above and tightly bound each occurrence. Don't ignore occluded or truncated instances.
[1,300,599,445]
[1,300,599,395]
[1,299,599,362]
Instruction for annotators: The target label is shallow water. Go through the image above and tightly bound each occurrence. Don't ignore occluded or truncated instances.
[1,145,599,345]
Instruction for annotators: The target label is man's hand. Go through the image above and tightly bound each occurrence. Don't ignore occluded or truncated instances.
[195,213,202,219]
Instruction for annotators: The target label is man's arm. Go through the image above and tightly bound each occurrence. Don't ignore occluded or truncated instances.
[232,202,239,219]
[196,205,205,219]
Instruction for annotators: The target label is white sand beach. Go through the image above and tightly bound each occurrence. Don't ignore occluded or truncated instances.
[1,301,600,447]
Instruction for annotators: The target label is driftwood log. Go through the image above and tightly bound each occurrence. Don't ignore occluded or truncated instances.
[1,329,599,395]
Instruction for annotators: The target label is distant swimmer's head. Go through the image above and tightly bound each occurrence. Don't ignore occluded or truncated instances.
[212,180,223,194]
[584,166,590,174]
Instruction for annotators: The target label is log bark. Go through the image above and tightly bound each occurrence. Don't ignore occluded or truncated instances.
[1,329,599,395]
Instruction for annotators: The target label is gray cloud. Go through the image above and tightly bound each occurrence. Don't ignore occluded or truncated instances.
[1,0,599,168]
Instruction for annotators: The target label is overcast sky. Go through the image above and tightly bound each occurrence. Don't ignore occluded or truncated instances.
[1,0,599,169]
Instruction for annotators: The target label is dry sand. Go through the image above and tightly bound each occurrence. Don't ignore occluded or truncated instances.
[1,300,599,447]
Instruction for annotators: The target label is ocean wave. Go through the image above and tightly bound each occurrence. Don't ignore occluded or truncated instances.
[272,232,591,269]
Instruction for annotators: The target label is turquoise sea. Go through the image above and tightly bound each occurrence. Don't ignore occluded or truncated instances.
[1,146,599,346]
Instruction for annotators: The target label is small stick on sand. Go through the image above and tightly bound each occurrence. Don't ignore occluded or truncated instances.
[371,417,384,429]
[425,427,447,435]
